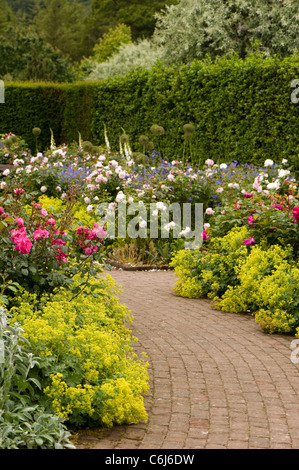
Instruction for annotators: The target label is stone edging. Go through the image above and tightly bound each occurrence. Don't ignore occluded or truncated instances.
[106,260,173,271]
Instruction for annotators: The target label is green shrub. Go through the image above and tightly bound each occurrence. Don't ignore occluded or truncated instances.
[172,227,299,334]
[170,226,249,299]
[214,244,299,334]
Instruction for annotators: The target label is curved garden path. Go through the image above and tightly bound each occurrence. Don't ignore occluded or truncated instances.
[76,269,299,449]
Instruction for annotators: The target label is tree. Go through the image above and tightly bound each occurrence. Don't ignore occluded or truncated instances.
[153,0,299,65]
[0,26,74,82]
[33,0,89,62]
[87,0,179,45]
[0,0,15,33]
[7,0,91,18]
[78,23,133,78]
[6,0,35,18]
[92,23,132,63]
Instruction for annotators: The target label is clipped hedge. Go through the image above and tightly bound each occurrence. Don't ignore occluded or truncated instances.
[0,53,299,168]
[0,81,98,152]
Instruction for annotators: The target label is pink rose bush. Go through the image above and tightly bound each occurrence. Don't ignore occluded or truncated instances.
[0,188,107,298]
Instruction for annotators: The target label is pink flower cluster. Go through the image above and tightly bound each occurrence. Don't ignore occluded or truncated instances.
[51,229,68,263]
[75,223,107,255]
[33,228,50,240]
[14,188,26,196]
[10,218,32,254]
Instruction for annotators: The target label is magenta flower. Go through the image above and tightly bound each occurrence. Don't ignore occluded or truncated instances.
[11,227,27,243]
[201,230,210,241]
[14,237,32,254]
[292,207,299,222]
[247,216,255,224]
[83,246,99,255]
[243,192,253,198]
[55,248,68,263]
[15,217,25,228]
[244,238,255,246]
[11,228,32,254]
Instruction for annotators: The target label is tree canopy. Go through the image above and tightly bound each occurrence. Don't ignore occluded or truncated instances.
[89,0,178,40]
[153,0,299,64]
[2,0,299,82]
[0,0,15,33]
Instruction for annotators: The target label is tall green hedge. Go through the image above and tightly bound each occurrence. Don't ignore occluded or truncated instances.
[0,53,298,168]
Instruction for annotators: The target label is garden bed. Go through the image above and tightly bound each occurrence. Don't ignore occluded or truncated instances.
[0,130,298,449]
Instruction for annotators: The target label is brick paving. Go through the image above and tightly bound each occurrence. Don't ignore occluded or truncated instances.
[76,269,299,450]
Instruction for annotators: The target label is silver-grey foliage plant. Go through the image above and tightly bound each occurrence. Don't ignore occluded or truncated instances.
[153,0,299,65]
[0,307,75,449]
[87,39,164,80]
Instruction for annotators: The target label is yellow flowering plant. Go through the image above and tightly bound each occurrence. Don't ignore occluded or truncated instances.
[9,273,149,428]
[170,226,249,299]
[172,224,299,334]
[215,245,299,334]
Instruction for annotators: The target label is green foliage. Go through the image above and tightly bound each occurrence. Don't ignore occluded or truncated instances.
[7,0,37,19]
[0,132,30,165]
[210,186,299,258]
[0,26,74,82]
[154,0,299,65]
[93,24,133,64]
[89,0,178,41]
[79,23,133,78]
[33,0,89,62]
[0,0,15,33]
[171,227,299,334]
[170,226,249,299]
[214,244,299,334]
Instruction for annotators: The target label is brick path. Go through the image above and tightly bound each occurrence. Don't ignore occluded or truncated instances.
[76,269,299,449]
